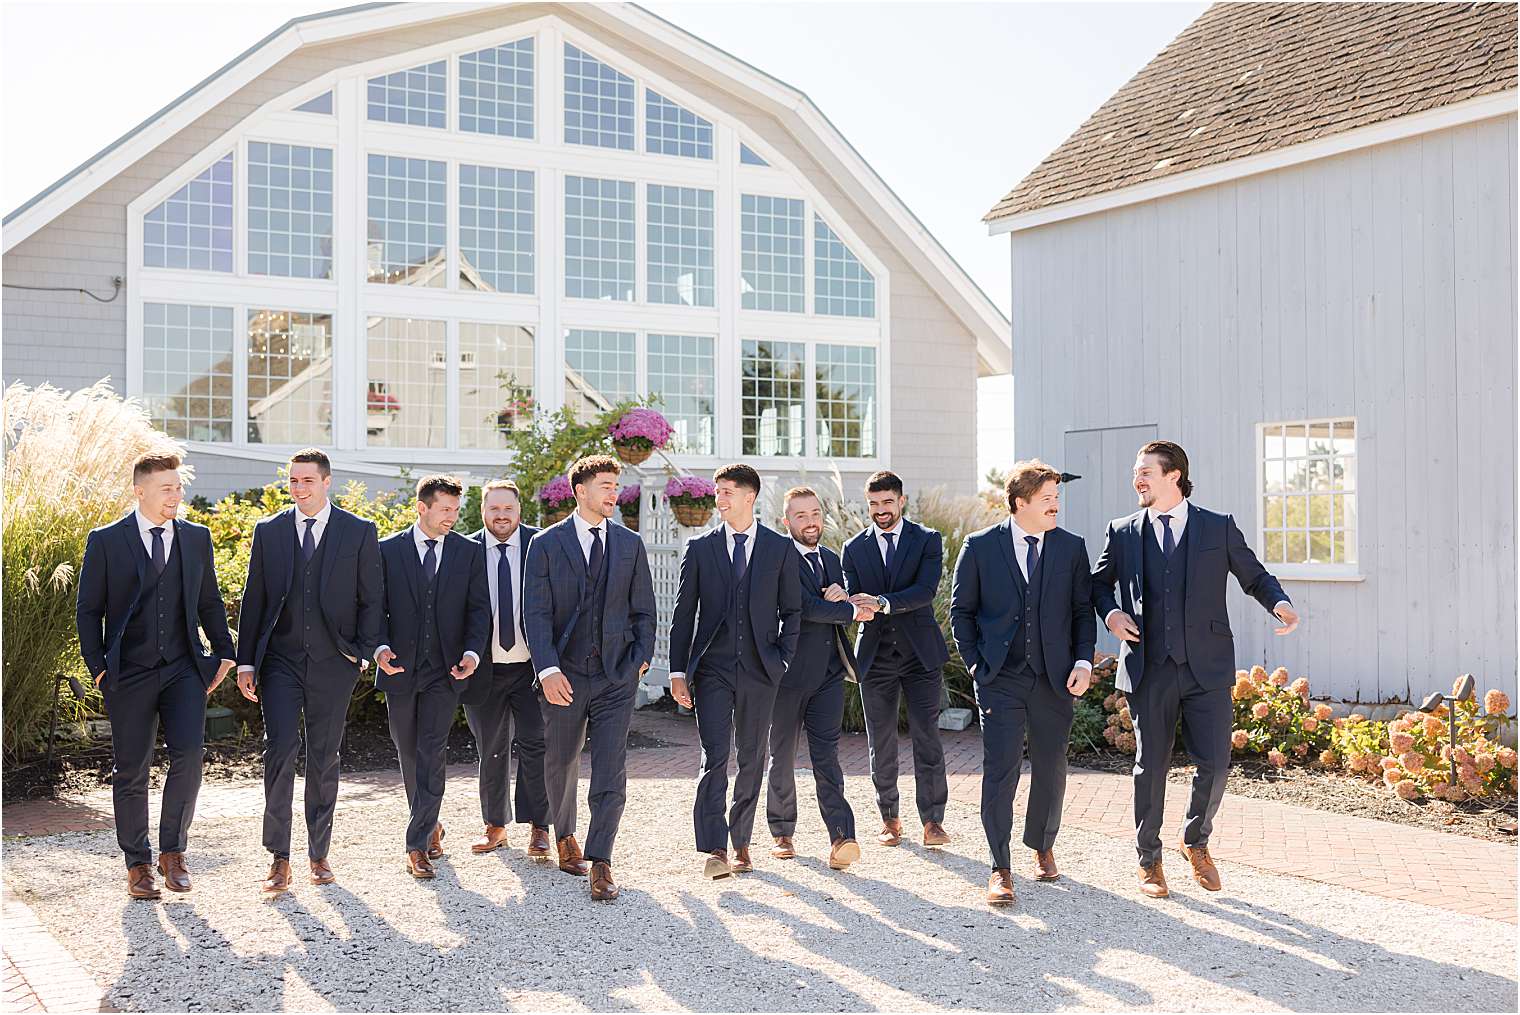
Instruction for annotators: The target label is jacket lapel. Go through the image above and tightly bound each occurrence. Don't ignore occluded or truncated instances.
[885,523,916,589]
[318,508,346,591]
[402,526,425,607]
[174,517,198,614]
[1183,502,1203,591]
[556,519,587,598]
[999,519,1026,605]
[1127,512,1147,611]
[120,512,148,592]
[859,529,888,591]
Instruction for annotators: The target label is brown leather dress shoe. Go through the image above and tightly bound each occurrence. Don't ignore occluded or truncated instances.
[157,851,192,893]
[309,857,335,885]
[922,821,952,847]
[730,845,753,873]
[877,818,904,847]
[589,861,620,901]
[1180,839,1222,891]
[127,863,161,900]
[427,822,446,860]
[471,825,509,854]
[556,835,591,876]
[1139,860,1170,898]
[827,838,862,871]
[987,868,1016,907]
[527,825,552,859]
[406,849,436,879]
[262,858,291,895]
[1032,848,1061,882]
[771,836,795,859]
[703,850,733,880]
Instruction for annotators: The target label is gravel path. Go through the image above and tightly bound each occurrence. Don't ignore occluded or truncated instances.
[4,772,1515,1012]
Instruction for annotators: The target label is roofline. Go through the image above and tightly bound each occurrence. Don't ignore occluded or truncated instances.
[987,87,1519,236]
[2,1,1010,375]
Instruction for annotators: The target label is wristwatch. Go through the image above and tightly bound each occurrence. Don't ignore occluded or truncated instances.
[875,595,889,611]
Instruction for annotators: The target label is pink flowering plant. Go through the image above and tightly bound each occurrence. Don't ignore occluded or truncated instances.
[664,474,715,509]
[616,483,641,517]
[608,408,674,452]
[537,475,575,512]
[1229,666,1334,767]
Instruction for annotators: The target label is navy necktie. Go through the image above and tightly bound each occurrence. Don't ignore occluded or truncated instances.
[1024,535,1040,581]
[497,542,515,652]
[423,538,438,583]
[588,526,604,579]
[882,531,897,577]
[149,527,166,575]
[732,532,748,584]
[302,517,316,562]
[1158,514,1175,557]
[807,551,825,590]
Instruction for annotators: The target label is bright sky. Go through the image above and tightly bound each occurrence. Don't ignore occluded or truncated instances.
[1,1,1206,483]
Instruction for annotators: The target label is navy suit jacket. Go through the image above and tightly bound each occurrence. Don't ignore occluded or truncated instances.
[76,512,234,688]
[1091,503,1291,692]
[842,519,951,676]
[236,505,384,674]
[783,543,857,690]
[668,523,801,684]
[375,527,492,695]
[949,520,1096,694]
[461,523,538,704]
[522,517,656,683]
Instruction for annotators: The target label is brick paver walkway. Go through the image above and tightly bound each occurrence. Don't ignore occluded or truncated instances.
[4,708,1515,1011]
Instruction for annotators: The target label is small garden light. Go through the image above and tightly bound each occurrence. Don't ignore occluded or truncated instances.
[1419,673,1476,786]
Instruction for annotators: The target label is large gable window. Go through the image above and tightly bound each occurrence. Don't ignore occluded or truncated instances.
[247,309,333,445]
[366,155,446,287]
[740,194,805,313]
[563,44,634,150]
[564,175,634,301]
[367,60,446,128]
[459,39,534,138]
[142,302,234,441]
[647,184,714,307]
[646,90,713,159]
[564,328,636,421]
[815,343,877,457]
[247,143,333,280]
[143,153,233,273]
[814,216,876,318]
[459,164,534,295]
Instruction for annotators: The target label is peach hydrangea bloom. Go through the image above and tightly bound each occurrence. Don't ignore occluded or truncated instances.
[1447,786,1468,802]
[1301,717,1319,732]
[1400,751,1424,773]
[1293,743,1309,758]
[1485,689,1510,715]
[1269,667,1290,687]
[1267,749,1288,768]
[1423,715,1446,739]
[1117,732,1136,752]
[1379,756,1400,770]
[1428,780,1449,799]
[1250,665,1267,683]
[1252,702,1271,720]
[1290,677,1310,697]
[1382,768,1402,787]
[1231,730,1249,749]
[1476,752,1496,773]
[1453,746,1473,765]
[1390,732,1416,754]
[1318,750,1337,766]
[1347,713,1367,724]
[1389,718,1413,734]
[1497,748,1518,769]
[1394,779,1419,800]
[1235,669,1249,683]
[1314,703,1333,720]
[1458,762,1480,786]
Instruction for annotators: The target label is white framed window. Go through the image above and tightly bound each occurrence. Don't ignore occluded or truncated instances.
[741,194,805,313]
[646,184,714,307]
[564,175,634,301]
[739,143,769,167]
[459,322,535,449]
[459,164,534,294]
[648,333,715,455]
[367,60,446,128]
[741,339,806,456]
[247,142,333,279]
[564,328,636,420]
[1259,419,1358,575]
[293,91,333,115]
[459,39,534,138]
[366,154,447,286]
[143,153,233,272]
[814,216,876,318]
[645,90,713,159]
[815,343,877,457]
[364,317,446,447]
[563,43,634,150]
[247,309,334,445]
[142,302,235,441]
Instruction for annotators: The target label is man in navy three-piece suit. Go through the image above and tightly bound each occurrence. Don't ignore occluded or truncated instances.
[668,463,801,880]
[524,454,657,902]
[236,448,384,895]
[1093,440,1299,898]
[951,460,1096,907]
[842,470,953,850]
[374,475,492,880]
[77,451,236,900]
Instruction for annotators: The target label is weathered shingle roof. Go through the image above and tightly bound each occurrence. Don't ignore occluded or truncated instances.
[985,2,1518,222]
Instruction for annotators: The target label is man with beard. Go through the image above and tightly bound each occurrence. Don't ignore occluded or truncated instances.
[766,486,870,870]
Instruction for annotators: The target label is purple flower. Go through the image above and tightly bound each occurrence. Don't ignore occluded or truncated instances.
[617,483,642,507]
[609,408,674,448]
[665,474,715,503]
[537,475,574,505]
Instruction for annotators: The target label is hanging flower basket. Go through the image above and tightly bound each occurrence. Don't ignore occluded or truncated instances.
[537,475,575,526]
[666,474,716,528]
[618,483,641,532]
[608,408,674,466]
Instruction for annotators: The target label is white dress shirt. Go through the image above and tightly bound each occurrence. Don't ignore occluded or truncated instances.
[135,509,174,561]
[377,526,479,667]
[485,528,532,665]
[1009,518,1091,672]
[538,512,611,681]
[293,499,332,551]
[669,518,758,684]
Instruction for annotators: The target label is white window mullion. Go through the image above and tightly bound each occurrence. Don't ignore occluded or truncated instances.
[538,168,562,415]
[334,75,364,451]
[804,341,817,459]
[445,156,460,291]
[714,122,739,459]
[634,180,648,305]
[233,302,250,448]
[446,318,461,450]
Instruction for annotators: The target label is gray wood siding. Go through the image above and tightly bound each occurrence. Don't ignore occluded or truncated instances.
[1008,114,1518,704]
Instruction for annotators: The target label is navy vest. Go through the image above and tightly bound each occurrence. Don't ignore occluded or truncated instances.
[700,538,763,680]
[562,530,609,677]
[1006,546,1047,677]
[1141,522,1189,666]
[121,534,191,675]
[268,526,340,666]
[415,544,447,675]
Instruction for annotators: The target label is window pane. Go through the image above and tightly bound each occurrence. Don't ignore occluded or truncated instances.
[741,194,804,313]
[248,143,333,279]
[741,339,805,456]
[645,90,713,159]
[144,153,233,273]
[459,38,534,138]
[365,317,445,447]
[563,43,633,150]
[459,323,534,450]
[564,329,635,421]
[815,343,877,458]
[739,143,769,166]
[814,216,876,318]
[366,154,446,287]
[460,164,534,295]
[293,91,333,115]
[367,60,446,128]
[648,333,714,455]
[564,175,634,301]
[142,302,233,441]
[647,184,714,307]
[247,309,332,443]
[1261,418,1357,567]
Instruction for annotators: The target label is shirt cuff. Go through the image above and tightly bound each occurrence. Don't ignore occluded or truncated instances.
[537,666,563,681]
[236,664,253,675]
[1273,600,1292,613]
[376,645,391,659]
[463,650,480,665]
[1074,660,1093,672]
[669,672,687,683]
[1104,609,1125,627]
[879,596,892,614]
